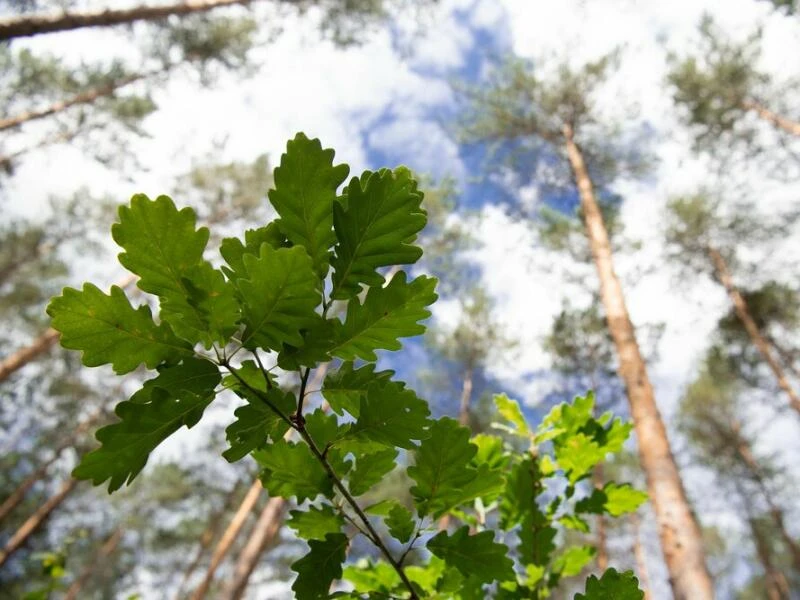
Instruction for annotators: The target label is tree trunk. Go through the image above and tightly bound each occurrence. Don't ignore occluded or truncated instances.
[0,0,254,41]
[0,72,151,132]
[0,478,78,568]
[741,99,800,137]
[630,511,652,600]
[0,274,136,384]
[189,479,262,600]
[62,527,123,600]
[221,496,286,600]
[593,464,609,571]
[0,413,100,525]
[0,451,62,525]
[707,247,800,415]
[730,420,800,572]
[457,367,473,427]
[748,517,790,600]
[563,123,714,600]
[174,482,243,599]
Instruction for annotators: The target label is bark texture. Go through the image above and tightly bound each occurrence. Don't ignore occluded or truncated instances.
[563,123,714,600]
[742,99,800,137]
[0,478,79,567]
[189,479,262,600]
[457,367,473,427]
[221,496,286,600]
[174,482,243,599]
[748,517,790,600]
[0,0,252,41]
[708,247,800,415]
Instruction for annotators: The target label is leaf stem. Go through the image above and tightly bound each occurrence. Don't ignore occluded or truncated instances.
[220,360,293,427]
[295,366,312,422]
[296,426,419,600]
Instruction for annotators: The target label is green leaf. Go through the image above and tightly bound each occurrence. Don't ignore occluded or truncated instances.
[575,483,648,517]
[111,194,237,346]
[348,448,397,496]
[219,222,288,278]
[553,546,596,577]
[112,194,208,297]
[268,133,350,278]
[287,505,344,540]
[222,387,294,462]
[575,569,644,600]
[405,556,447,594]
[47,283,191,375]
[160,261,240,347]
[555,433,604,484]
[347,382,430,450]
[427,526,514,584]
[559,514,590,533]
[73,358,219,492]
[343,560,402,595]
[322,362,394,417]
[384,502,415,543]
[331,272,437,361]
[409,418,490,518]
[331,167,426,299]
[254,440,332,502]
[494,394,532,438]
[291,533,349,600]
[237,245,321,350]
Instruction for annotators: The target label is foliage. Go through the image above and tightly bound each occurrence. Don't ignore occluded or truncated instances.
[48,133,645,599]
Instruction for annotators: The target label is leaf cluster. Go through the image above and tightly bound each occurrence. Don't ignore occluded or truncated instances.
[48,133,645,599]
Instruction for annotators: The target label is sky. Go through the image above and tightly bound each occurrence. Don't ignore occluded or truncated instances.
[4,0,800,598]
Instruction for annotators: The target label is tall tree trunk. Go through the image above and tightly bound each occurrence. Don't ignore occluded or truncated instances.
[457,366,473,427]
[62,527,123,600]
[562,123,714,600]
[0,450,62,525]
[0,72,151,133]
[174,482,243,599]
[630,511,652,600]
[729,420,800,571]
[748,517,790,600]
[0,0,254,41]
[0,274,136,384]
[221,496,286,600]
[707,247,800,415]
[741,99,800,137]
[189,480,262,600]
[593,464,609,571]
[0,412,100,524]
[0,478,78,568]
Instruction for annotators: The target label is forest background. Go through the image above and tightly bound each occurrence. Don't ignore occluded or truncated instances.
[1,0,799,598]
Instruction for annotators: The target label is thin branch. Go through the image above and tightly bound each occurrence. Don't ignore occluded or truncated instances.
[295,426,419,600]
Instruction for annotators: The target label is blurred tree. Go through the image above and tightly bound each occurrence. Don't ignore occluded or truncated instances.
[665,193,800,415]
[0,12,258,176]
[668,16,800,158]
[678,347,800,583]
[460,52,713,599]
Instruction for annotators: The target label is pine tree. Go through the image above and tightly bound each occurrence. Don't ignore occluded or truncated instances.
[665,193,800,415]
[678,347,800,594]
[460,53,713,599]
[668,15,800,156]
